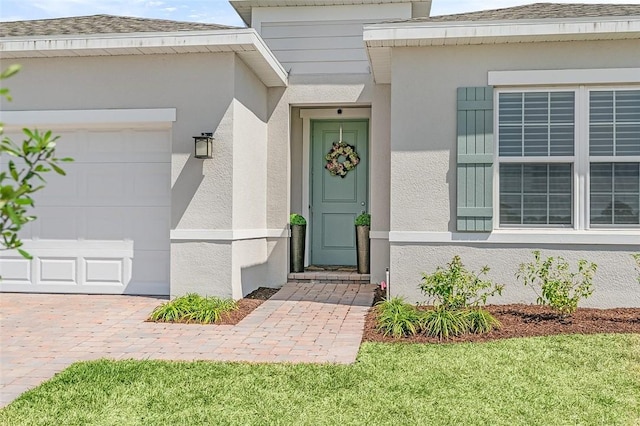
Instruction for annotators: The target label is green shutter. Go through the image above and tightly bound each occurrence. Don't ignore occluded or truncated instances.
[457,87,494,232]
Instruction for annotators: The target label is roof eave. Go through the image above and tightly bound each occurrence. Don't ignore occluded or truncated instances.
[0,29,288,87]
[229,0,432,26]
[364,17,640,84]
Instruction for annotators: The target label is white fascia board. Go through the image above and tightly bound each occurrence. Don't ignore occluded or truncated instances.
[0,108,176,127]
[489,68,640,86]
[363,17,640,46]
[0,29,288,87]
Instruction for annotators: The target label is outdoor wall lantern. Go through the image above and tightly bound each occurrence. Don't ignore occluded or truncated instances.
[193,132,214,159]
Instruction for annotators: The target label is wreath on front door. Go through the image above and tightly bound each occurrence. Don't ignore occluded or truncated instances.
[324,141,360,178]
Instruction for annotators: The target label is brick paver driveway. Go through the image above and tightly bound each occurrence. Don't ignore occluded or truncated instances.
[0,282,376,407]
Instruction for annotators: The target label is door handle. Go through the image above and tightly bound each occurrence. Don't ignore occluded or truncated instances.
[361,202,365,206]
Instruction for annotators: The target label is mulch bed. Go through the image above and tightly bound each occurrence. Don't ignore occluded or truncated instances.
[363,288,640,344]
[217,287,281,325]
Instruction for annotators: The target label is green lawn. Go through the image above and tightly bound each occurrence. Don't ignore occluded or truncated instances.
[2,334,639,426]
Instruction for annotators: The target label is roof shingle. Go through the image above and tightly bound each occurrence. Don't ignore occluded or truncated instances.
[401,3,640,23]
[0,14,238,38]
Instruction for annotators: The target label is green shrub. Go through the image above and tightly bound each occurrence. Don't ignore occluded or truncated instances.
[289,213,307,226]
[419,255,503,310]
[516,251,597,316]
[355,213,371,227]
[415,256,503,339]
[633,254,640,284]
[421,307,467,339]
[464,308,501,334]
[376,297,422,338]
[149,294,238,324]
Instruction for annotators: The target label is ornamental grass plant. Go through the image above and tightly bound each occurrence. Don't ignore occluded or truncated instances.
[149,294,237,324]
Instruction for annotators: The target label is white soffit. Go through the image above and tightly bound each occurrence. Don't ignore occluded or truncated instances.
[230,0,432,25]
[364,17,640,84]
[0,29,288,87]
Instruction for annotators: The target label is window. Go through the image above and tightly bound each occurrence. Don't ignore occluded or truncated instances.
[496,88,640,229]
[589,90,640,226]
[497,91,575,226]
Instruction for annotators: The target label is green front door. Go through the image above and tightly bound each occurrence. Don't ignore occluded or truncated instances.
[311,119,368,266]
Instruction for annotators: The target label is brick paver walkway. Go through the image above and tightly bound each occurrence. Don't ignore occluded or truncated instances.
[0,282,375,407]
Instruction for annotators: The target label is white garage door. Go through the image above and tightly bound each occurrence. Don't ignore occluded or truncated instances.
[0,126,171,295]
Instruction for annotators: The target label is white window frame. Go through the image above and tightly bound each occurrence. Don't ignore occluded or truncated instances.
[587,87,640,228]
[494,85,640,231]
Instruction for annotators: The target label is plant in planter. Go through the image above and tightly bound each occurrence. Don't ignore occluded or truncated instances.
[355,213,371,274]
[290,214,307,273]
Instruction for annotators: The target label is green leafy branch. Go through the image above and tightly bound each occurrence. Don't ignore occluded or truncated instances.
[1,64,72,258]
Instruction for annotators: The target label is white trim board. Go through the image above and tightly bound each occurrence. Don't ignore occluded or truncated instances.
[489,68,640,86]
[370,231,389,240]
[0,108,177,128]
[299,107,372,266]
[170,228,288,241]
[389,231,640,245]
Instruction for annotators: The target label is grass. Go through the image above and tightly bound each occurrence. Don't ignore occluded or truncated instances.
[2,334,639,425]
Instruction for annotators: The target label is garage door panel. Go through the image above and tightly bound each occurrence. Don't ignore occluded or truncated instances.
[35,208,81,240]
[0,126,171,295]
[36,166,82,203]
[0,257,31,283]
[132,163,172,201]
[86,130,127,154]
[86,163,128,199]
[84,258,125,285]
[38,258,77,284]
[131,207,170,250]
[131,129,171,154]
[85,207,127,240]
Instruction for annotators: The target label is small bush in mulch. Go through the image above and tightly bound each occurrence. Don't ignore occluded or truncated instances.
[517,250,597,316]
[148,287,280,325]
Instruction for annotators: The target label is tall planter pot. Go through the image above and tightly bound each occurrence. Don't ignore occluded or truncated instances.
[356,225,370,274]
[290,224,306,273]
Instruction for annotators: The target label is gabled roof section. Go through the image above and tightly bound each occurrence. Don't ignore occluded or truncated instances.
[0,16,287,87]
[365,2,640,84]
[0,14,237,37]
[230,0,432,25]
[406,3,640,23]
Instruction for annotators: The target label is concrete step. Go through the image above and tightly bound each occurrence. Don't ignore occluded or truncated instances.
[287,271,371,285]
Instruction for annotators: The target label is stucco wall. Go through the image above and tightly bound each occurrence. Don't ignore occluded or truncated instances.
[2,52,277,298]
[390,40,640,232]
[391,245,640,308]
[2,52,237,232]
[171,241,233,297]
[388,39,640,307]
[370,84,392,284]
[232,56,268,231]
